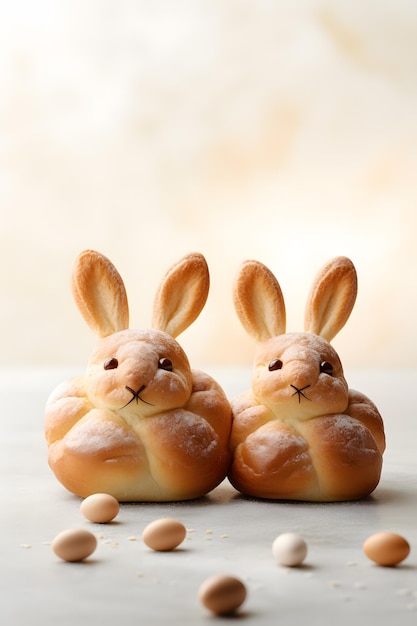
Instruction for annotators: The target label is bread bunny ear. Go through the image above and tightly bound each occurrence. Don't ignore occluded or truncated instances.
[72,250,129,337]
[152,252,210,338]
[304,256,357,342]
[233,260,286,342]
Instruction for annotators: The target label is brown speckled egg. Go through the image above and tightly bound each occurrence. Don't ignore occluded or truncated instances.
[198,574,247,615]
[363,531,410,566]
[52,528,97,562]
[80,493,120,523]
[142,518,186,551]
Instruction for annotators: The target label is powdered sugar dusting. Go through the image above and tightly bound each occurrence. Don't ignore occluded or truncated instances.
[64,419,139,455]
[156,411,218,458]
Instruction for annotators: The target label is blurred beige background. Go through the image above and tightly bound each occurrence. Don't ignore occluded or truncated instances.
[0,0,416,370]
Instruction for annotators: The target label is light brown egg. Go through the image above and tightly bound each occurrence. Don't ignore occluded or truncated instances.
[363,531,410,566]
[142,518,186,551]
[52,528,97,562]
[80,493,120,523]
[198,574,247,615]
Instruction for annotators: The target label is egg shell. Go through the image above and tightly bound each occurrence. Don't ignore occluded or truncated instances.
[363,532,410,566]
[80,493,120,523]
[52,528,97,562]
[272,532,307,567]
[198,574,247,615]
[142,518,186,551]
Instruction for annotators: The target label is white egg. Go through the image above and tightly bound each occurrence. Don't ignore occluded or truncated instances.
[272,532,307,567]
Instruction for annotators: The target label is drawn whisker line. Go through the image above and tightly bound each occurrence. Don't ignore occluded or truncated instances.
[290,384,312,404]
[120,385,155,409]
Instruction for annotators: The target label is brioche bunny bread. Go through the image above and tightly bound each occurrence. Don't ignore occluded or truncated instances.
[229,256,385,502]
[45,250,231,502]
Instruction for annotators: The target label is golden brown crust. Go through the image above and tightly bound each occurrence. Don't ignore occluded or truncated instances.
[45,367,232,501]
[300,412,383,501]
[233,260,286,342]
[45,250,231,502]
[229,256,384,501]
[228,357,385,502]
[304,256,357,341]
[152,252,210,338]
[72,250,129,337]
[346,388,386,454]
[229,419,316,500]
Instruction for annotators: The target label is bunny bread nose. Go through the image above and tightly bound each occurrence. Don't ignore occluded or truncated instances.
[266,344,317,391]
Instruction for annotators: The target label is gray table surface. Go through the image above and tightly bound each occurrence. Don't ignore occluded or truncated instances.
[2,367,416,625]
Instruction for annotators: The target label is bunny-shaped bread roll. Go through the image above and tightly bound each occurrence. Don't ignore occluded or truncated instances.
[45,250,231,501]
[229,257,385,502]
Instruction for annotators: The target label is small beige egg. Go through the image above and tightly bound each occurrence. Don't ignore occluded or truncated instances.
[52,528,97,562]
[272,532,307,567]
[198,574,247,615]
[142,518,186,551]
[80,493,120,523]
[363,532,410,566]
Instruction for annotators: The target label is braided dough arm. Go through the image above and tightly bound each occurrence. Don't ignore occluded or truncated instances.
[139,369,233,498]
[229,389,385,501]
[346,388,386,454]
[45,377,91,444]
[47,405,148,500]
[184,369,232,443]
[228,392,316,499]
[45,378,149,499]
[229,391,272,451]
[139,407,231,500]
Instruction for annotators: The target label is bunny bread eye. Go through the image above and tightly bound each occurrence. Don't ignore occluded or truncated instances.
[158,357,173,372]
[320,361,333,376]
[268,359,283,371]
[104,357,119,370]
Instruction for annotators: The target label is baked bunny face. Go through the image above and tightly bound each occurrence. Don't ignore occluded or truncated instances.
[252,332,348,420]
[229,256,385,502]
[45,250,232,502]
[85,329,193,420]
